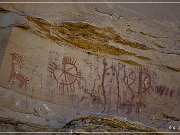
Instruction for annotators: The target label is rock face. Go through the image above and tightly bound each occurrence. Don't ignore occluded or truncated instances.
[0,2,180,132]
[62,116,157,133]
[0,117,58,132]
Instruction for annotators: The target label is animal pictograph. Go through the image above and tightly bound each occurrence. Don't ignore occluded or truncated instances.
[8,52,29,90]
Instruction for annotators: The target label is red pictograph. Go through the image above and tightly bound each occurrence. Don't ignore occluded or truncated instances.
[8,52,29,90]
[124,67,154,97]
[61,57,78,85]
[48,56,79,94]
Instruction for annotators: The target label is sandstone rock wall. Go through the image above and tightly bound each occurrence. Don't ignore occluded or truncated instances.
[0,2,180,132]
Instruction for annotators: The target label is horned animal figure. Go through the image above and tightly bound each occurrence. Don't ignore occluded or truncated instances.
[8,52,29,90]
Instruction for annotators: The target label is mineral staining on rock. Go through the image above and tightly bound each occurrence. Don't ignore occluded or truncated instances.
[62,116,159,133]
[26,16,153,62]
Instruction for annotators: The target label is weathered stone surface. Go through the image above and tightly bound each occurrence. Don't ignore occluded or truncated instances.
[62,116,161,134]
[0,2,180,133]
[0,117,58,132]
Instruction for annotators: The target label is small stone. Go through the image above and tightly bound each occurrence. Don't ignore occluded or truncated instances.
[86,119,90,124]
[16,102,19,106]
